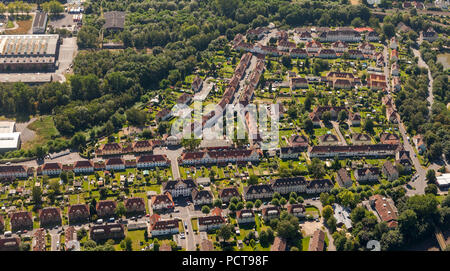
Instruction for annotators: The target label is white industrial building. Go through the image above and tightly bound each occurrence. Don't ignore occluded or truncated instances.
[0,121,21,153]
[436,174,450,189]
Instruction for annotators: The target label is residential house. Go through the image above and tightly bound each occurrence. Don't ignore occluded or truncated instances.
[277,40,296,51]
[336,168,352,188]
[10,211,33,232]
[124,197,146,215]
[244,184,274,200]
[348,112,361,126]
[391,62,399,76]
[289,48,308,58]
[309,229,325,251]
[271,236,286,251]
[331,40,348,53]
[352,133,372,145]
[347,49,364,59]
[319,29,361,43]
[0,165,32,180]
[32,228,46,251]
[380,133,400,145]
[280,146,304,159]
[309,144,399,159]
[390,37,398,49]
[306,179,334,194]
[68,204,90,224]
[422,27,438,42]
[96,200,117,218]
[358,42,375,54]
[333,79,352,89]
[0,215,3,233]
[367,73,387,90]
[369,195,398,228]
[382,161,399,181]
[318,48,337,59]
[90,223,125,241]
[289,134,309,148]
[149,214,179,236]
[367,31,380,42]
[386,107,398,123]
[396,150,413,172]
[271,177,307,194]
[390,49,398,62]
[236,209,255,224]
[39,207,62,228]
[132,140,153,153]
[305,40,322,53]
[290,77,308,89]
[200,239,214,251]
[392,76,401,92]
[333,203,352,230]
[156,108,172,122]
[413,134,426,154]
[41,163,62,176]
[176,93,193,105]
[0,237,20,251]
[96,143,123,156]
[198,215,226,231]
[355,167,380,183]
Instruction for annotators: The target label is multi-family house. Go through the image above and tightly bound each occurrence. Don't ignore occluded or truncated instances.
[41,163,62,176]
[319,29,361,42]
[380,133,400,145]
[132,140,153,153]
[309,144,399,159]
[382,161,399,181]
[96,200,117,218]
[413,134,426,154]
[39,207,62,228]
[151,192,174,211]
[10,211,33,232]
[73,160,94,174]
[149,214,179,236]
[348,112,361,126]
[218,187,240,203]
[318,48,337,59]
[191,189,214,206]
[261,206,280,220]
[198,215,226,231]
[32,228,46,251]
[289,134,309,148]
[319,134,340,146]
[290,77,308,89]
[309,229,325,251]
[352,133,372,145]
[422,27,438,42]
[367,31,379,42]
[355,167,380,183]
[336,168,352,188]
[331,40,348,53]
[163,179,197,198]
[236,209,255,224]
[96,143,123,156]
[90,223,125,241]
[271,177,307,194]
[286,204,306,218]
[136,154,170,168]
[124,197,146,215]
[358,42,375,54]
[68,204,90,224]
[0,215,4,233]
[0,237,20,251]
[347,49,364,59]
[369,195,398,228]
[367,73,387,90]
[305,40,322,53]
[243,184,274,200]
[289,48,308,58]
[105,158,125,171]
[396,149,413,172]
[0,165,32,180]
[306,179,334,194]
[280,146,304,159]
[192,76,203,93]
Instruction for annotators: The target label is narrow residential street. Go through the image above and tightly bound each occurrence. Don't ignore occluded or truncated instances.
[331,121,347,146]
[50,232,60,251]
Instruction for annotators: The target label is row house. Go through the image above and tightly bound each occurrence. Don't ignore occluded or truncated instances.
[326,72,356,85]
[218,187,240,203]
[191,76,203,93]
[0,237,20,251]
[280,146,304,159]
[286,204,306,218]
[96,200,117,218]
[191,189,214,206]
[0,165,32,180]
[73,160,94,174]
[149,214,179,236]
[369,195,398,228]
[289,48,308,58]
[348,112,361,126]
[68,204,90,224]
[380,133,400,145]
[179,149,260,166]
[105,158,125,171]
[382,161,399,181]
[136,154,169,168]
[318,48,337,59]
[261,206,280,220]
[271,177,307,194]
[41,163,62,176]
[305,40,322,53]
[243,184,274,200]
[319,30,361,43]
[355,167,380,183]
[319,134,340,146]
[96,142,123,156]
[39,207,62,228]
[236,209,255,224]
[306,179,334,194]
[124,197,146,214]
[10,211,33,232]
[358,42,375,54]
[163,179,197,198]
[132,140,153,153]
[367,73,387,90]
[290,77,308,89]
[125,159,137,168]
[90,223,125,241]
[309,144,399,159]
[331,40,348,53]
[151,191,175,211]
[198,215,226,231]
[352,133,372,145]
[336,168,352,188]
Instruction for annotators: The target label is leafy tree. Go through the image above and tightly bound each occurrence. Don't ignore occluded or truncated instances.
[201,205,210,214]
[248,175,259,185]
[322,205,334,221]
[217,224,234,242]
[307,158,326,179]
[115,202,127,218]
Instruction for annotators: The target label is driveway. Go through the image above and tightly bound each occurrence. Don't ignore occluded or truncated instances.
[331,121,347,146]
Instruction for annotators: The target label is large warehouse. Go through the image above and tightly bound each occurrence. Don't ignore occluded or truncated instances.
[0,34,60,72]
[0,121,21,153]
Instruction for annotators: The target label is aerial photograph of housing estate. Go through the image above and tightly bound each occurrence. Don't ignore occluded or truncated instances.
[0,0,449,254]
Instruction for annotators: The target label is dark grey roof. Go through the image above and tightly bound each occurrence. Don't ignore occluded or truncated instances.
[104,11,126,30]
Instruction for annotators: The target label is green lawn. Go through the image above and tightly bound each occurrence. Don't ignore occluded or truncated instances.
[24,116,61,150]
